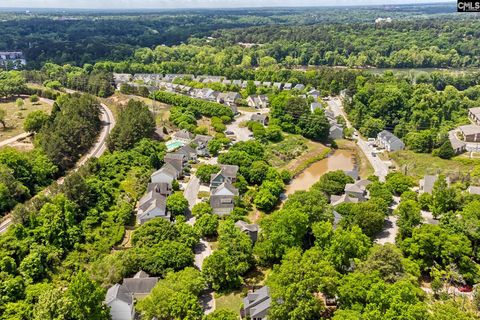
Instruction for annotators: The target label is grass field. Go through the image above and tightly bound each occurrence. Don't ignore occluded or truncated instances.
[215,290,244,314]
[390,150,480,179]
[102,92,171,123]
[0,97,51,142]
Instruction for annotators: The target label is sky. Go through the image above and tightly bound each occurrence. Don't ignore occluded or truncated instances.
[0,0,454,9]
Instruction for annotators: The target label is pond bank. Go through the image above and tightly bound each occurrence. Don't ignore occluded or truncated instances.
[285,149,355,195]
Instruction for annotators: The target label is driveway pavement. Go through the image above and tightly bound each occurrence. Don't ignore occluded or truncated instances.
[184,175,200,210]
[375,196,400,244]
[226,109,266,142]
[327,97,389,181]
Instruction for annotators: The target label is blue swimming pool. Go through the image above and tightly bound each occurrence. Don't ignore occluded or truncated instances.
[166,140,185,151]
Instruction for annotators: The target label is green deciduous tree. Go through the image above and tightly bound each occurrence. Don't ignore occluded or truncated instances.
[166,192,189,217]
[107,99,155,151]
[24,110,49,133]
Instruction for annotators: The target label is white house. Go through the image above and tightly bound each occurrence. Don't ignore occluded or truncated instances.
[210,182,239,216]
[151,163,179,184]
[329,124,343,140]
[377,130,405,152]
[136,191,169,224]
[105,284,134,320]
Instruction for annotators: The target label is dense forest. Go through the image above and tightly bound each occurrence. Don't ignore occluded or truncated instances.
[0,3,463,68]
[2,4,480,320]
[345,71,480,156]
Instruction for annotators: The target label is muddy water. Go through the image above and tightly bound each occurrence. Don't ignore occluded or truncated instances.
[285,150,355,195]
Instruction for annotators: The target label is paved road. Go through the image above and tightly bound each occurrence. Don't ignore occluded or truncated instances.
[183,170,215,314]
[375,196,400,244]
[226,110,266,142]
[77,103,115,167]
[184,175,201,210]
[327,97,389,182]
[0,102,115,234]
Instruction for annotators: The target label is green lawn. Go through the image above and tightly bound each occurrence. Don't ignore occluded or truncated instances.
[0,97,51,142]
[215,290,244,314]
[390,150,480,179]
[264,134,313,168]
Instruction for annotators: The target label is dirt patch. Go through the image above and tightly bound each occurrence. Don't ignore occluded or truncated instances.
[282,140,330,174]
[0,97,51,143]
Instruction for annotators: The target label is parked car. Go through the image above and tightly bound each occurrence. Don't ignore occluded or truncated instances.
[225,130,234,135]
[458,285,473,292]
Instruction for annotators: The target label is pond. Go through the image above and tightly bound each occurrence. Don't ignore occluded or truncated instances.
[285,149,355,195]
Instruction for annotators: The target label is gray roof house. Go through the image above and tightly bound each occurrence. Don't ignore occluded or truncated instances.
[151,163,180,184]
[330,193,360,207]
[177,144,198,162]
[344,179,371,200]
[469,107,480,126]
[172,129,194,143]
[137,190,169,224]
[193,134,213,156]
[419,175,437,194]
[310,102,323,113]
[105,284,134,320]
[459,124,480,142]
[147,182,172,196]
[250,114,269,126]
[307,89,320,99]
[419,175,450,194]
[235,220,259,243]
[210,165,239,189]
[273,82,282,90]
[283,83,292,90]
[242,286,271,320]
[226,92,241,104]
[105,271,158,320]
[293,83,305,91]
[468,186,480,195]
[247,95,269,109]
[376,130,405,152]
[123,271,159,299]
[448,130,466,154]
[113,73,132,89]
[325,109,336,121]
[262,81,272,87]
[329,124,343,140]
[232,79,243,86]
[164,153,187,173]
[210,182,239,216]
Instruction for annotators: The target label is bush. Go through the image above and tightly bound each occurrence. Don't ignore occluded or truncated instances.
[29,95,39,103]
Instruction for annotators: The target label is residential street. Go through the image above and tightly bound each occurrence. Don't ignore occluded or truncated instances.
[226,109,268,142]
[375,196,400,244]
[327,97,389,182]
[183,169,215,314]
[184,175,201,210]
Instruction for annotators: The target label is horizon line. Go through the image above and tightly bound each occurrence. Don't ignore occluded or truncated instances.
[0,1,455,10]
